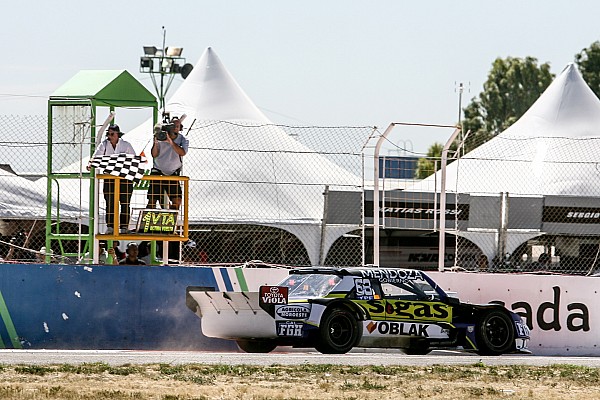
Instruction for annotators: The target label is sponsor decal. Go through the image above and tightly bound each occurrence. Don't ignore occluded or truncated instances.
[354,278,376,300]
[276,305,310,319]
[367,321,377,333]
[493,286,589,333]
[366,321,430,337]
[359,268,424,284]
[259,286,288,305]
[365,321,450,339]
[138,209,178,234]
[515,321,530,337]
[365,201,469,221]
[276,321,303,337]
[543,206,600,224]
[364,299,452,322]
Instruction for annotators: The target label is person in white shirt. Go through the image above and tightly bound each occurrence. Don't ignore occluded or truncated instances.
[88,124,136,234]
[147,116,189,210]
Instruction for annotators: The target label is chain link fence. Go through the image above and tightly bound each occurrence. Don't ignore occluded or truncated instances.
[451,133,600,276]
[0,114,369,267]
[3,112,600,276]
[387,131,600,276]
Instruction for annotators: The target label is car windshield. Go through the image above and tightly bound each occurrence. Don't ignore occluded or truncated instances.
[279,274,341,298]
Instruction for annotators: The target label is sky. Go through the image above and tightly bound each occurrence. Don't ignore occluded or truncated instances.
[2,0,600,154]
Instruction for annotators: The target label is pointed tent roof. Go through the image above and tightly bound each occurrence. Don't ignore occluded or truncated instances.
[125,47,272,142]
[166,47,271,123]
[50,70,156,107]
[124,47,360,226]
[502,63,600,138]
[410,63,600,197]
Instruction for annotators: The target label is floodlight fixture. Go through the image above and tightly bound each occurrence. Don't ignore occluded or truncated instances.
[143,46,157,55]
[140,57,153,69]
[140,28,192,109]
[166,46,183,57]
[161,58,174,72]
[180,63,193,79]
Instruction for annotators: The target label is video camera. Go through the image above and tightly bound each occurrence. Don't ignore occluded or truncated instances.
[154,112,177,141]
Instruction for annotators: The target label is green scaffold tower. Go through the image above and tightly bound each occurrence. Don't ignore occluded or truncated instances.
[45,70,159,263]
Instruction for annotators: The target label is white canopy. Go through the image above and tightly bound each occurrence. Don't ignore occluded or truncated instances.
[411,63,600,197]
[406,63,600,260]
[123,48,363,264]
[0,168,83,220]
[125,47,361,225]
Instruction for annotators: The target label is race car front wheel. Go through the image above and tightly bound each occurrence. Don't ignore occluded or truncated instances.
[315,307,359,354]
[475,310,515,356]
[236,340,277,353]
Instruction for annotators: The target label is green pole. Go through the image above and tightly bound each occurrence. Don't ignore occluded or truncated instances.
[45,102,53,258]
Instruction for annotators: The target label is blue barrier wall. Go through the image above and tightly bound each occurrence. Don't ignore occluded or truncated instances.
[0,263,236,350]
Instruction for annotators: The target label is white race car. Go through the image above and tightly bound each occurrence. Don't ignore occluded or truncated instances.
[186,267,530,355]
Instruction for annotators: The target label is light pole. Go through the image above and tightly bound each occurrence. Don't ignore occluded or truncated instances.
[140,27,193,109]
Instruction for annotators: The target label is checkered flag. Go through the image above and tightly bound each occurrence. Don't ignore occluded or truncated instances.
[90,153,147,183]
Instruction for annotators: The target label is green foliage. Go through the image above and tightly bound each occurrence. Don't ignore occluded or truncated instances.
[58,362,111,374]
[460,56,554,153]
[414,142,443,179]
[416,43,600,177]
[14,365,50,375]
[575,41,600,99]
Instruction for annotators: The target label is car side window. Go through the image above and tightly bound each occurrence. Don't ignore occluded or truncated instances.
[381,281,436,301]
[382,282,418,299]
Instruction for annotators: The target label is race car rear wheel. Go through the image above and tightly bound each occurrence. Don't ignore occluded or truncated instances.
[236,340,277,353]
[475,310,515,356]
[315,307,359,354]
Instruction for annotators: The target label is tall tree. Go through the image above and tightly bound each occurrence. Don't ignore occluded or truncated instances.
[414,142,443,179]
[460,57,554,153]
[415,57,553,179]
[575,41,600,99]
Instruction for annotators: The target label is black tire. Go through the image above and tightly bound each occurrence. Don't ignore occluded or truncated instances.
[236,340,277,353]
[314,307,360,354]
[475,309,515,356]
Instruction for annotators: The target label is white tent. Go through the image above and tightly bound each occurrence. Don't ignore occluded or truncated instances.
[5,48,361,264]
[407,63,600,259]
[0,168,84,220]
[411,63,600,197]
[126,48,362,264]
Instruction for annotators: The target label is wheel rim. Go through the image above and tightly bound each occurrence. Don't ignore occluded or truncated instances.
[484,315,511,349]
[328,314,354,347]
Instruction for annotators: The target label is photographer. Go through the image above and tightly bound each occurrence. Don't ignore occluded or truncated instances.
[146,115,189,210]
[88,124,135,234]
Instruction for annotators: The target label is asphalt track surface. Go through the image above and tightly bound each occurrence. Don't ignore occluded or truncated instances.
[1,350,600,367]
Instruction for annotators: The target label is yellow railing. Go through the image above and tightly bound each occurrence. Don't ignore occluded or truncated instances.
[95,174,189,242]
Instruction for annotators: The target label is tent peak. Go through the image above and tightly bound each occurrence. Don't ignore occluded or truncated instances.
[501,63,600,138]
[164,47,271,123]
